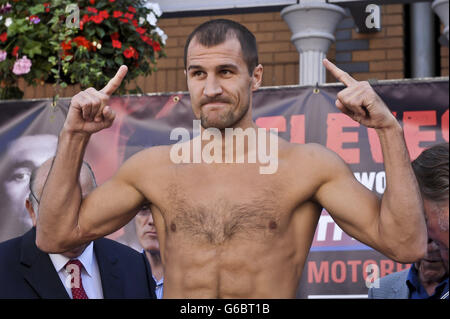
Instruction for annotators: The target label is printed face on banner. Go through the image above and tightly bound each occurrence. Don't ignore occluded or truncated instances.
[0,134,57,242]
[185,37,260,130]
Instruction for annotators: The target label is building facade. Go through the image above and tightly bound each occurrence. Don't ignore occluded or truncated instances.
[18,2,448,99]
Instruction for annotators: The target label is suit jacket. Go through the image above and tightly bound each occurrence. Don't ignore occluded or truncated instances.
[0,227,156,299]
[368,269,410,299]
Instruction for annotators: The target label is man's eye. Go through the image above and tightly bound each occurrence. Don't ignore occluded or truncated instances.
[10,171,30,182]
[221,70,232,76]
[193,71,204,77]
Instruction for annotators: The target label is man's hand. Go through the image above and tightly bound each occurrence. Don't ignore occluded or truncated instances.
[323,59,398,130]
[64,65,128,135]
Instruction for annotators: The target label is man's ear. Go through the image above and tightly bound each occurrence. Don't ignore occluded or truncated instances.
[25,199,37,227]
[251,64,263,91]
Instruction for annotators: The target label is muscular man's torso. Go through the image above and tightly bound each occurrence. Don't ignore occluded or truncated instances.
[134,138,326,298]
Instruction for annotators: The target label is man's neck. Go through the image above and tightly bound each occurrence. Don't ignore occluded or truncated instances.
[146,250,163,281]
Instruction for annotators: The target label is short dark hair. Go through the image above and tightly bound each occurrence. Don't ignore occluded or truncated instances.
[412,143,449,202]
[184,19,259,75]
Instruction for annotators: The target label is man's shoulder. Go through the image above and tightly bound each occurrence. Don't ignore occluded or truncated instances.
[94,237,142,258]
[368,268,410,298]
[117,145,175,181]
[122,145,173,168]
[379,269,410,283]
[0,233,25,254]
[0,234,25,268]
[284,142,336,157]
[283,142,346,169]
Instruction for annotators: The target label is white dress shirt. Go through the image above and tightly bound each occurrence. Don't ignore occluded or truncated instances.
[152,275,164,299]
[49,242,104,299]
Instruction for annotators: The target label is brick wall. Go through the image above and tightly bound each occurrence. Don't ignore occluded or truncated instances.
[328,4,405,82]
[17,4,449,99]
[140,12,299,93]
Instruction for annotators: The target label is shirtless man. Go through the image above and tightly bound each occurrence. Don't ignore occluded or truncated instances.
[37,19,427,298]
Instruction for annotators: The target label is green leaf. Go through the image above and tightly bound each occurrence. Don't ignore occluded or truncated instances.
[96,27,105,39]
[114,56,124,65]
[29,4,45,15]
[85,28,95,37]
[23,41,42,58]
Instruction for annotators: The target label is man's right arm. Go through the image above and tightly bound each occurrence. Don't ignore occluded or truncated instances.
[36,66,146,253]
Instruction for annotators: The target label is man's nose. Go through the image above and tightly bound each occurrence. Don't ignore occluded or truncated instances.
[428,238,439,250]
[203,75,222,97]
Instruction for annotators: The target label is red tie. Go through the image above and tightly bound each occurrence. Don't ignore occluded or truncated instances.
[65,259,89,299]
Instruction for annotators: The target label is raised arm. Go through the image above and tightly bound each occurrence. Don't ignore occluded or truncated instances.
[37,66,145,253]
[313,60,427,263]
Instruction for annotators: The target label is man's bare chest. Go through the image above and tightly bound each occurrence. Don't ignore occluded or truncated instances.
[163,181,285,244]
[146,160,319,244]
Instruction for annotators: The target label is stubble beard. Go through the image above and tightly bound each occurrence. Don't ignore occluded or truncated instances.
[200,96,250,130]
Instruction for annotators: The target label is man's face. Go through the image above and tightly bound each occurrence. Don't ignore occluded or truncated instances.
[135,206,159,253]
[0,135,57,242]
[415,238,447,283]
[185,36,262,130]
[423,198,449,270]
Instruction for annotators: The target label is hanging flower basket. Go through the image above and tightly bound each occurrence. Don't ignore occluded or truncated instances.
[0,0,167,99]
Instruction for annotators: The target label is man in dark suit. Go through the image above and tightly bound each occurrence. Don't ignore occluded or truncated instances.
[0,159,156,299]
[368,143,449,299]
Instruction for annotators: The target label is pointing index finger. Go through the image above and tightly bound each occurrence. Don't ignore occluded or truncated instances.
[100,65,128,96]
[323,58,357,87]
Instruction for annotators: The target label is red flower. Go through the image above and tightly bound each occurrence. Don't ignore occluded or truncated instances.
[87,7,98,14]
[99,10,109,19]
[152,42,161,52]
[124,13,134,20]
[61,40,72,51]
[128,6,136,13]
[113,11,123,18]
[135,27,146,35]
[112,40,122,49]
[44,2,50,11]
[89,0,95,4]
[91,15,103,24]
[110,32,119,40]
[0,32,7,43]
[12,46,19,57]
[82,14,90,23]
[123,46,138,59]
[140,35,153,46]
[73,36,92,50]
[109,0,115,2]
[61,40,73,60]
[119,18,128,24]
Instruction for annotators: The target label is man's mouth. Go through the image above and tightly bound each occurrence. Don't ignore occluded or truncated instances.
[202,102,227,109]
[423,258,442,263]
[145,231,158,238]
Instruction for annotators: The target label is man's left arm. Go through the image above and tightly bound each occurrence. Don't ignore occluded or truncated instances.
[314,60,427,263]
